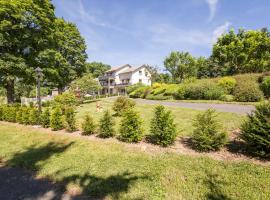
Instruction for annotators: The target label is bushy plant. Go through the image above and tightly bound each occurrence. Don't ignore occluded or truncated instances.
[173,85,186,100]
[126,83,144,94]
[50,106,64,131]
[129,86,151,98]
[112,96,135,116]
[150,105,177,146]
[152,82,163,89]
[220,94,234,102]
[41,108,50,128]
[2,105,17,122]
[164,84,180,96]
[81,114,96,135]
[146,94,172,100]
[119,109,143,142]
[21,107,31,124]
[16,107,23,123]
[240,102,270,157]
[0,105,3,121]
[191,109,227,151]
[29,108,40,125]
[151,86,166,95]
[233,82,263,102]
[64,106,77,132]
[99,110,115,138]
[53,92,78,108]
[218,77,236,94]
[260,76,270,98]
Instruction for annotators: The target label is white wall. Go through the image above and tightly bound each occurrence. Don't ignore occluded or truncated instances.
[130,67,151,86]
[114,66,131,84]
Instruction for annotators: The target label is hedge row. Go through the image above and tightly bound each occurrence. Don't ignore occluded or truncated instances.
[128,73,266,102]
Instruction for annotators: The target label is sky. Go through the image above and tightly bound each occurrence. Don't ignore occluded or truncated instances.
[52,0,270,69]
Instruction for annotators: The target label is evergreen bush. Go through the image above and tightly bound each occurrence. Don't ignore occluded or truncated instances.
[50,106,64,131]
[21,107,30,124]
[0,105,3,121]
[64,106,77,132]
[260,76,270,98]
[16,107,23,124]
[99,110,115,138]
[112,96,135,116]
[150,105,177,146]
[240,102,270,157]
[2,105,16,122]
[41,108,50,128]
[119,109,143,142]
[191,109,227,151]
[81,114,96,135]
[29,108,40,125]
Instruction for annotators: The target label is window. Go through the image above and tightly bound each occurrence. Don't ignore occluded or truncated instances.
[145,72,148,76]
[139,70,142,75]
[139,79,142,83]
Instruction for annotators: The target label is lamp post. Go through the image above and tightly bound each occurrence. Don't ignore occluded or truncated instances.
[35,67,43,113]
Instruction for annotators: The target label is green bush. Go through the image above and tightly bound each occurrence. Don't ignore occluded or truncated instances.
[16,107,23,123]
[50,106,64,131]
[21,107,31,124]
[146,94,172,100]
[218,77,236,94]
[150,105,177,146]
[119,109,143,142]
[173,86,186,100]
[0,105,3,121]
[126,83,144,94]
[240,102,270,158]
[64,106,77,132]
[99,110,115,138]
[53,92,78,108]
[2,105,16,122]
[29,108,40,125]
[112,96,135,116]
[81,114,96,135]
[164,84,180,96]
[151,86,166,95]
[191,109,227,151]
[220,94,234,102]
[260,76,270,98]
[233,82,263,102]
[41,108,50,128]
[129,86,151,98]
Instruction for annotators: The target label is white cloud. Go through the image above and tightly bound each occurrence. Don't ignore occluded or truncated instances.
[212,21,231,43]
[206,0,218,21]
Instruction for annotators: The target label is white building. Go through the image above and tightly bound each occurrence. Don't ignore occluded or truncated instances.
[98,64,152,95]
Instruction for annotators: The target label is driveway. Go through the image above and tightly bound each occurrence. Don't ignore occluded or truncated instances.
[134,99,255,115]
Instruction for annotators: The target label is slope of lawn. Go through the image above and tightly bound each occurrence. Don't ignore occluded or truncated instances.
[0,123,269,200]
[76,98,244,136]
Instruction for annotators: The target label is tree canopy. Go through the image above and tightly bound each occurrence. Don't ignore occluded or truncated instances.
[85,62,111,78]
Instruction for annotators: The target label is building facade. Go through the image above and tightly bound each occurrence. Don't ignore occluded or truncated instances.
[98,64,152,95]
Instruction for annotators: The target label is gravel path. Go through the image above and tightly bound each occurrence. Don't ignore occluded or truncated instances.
[134,99,255,115]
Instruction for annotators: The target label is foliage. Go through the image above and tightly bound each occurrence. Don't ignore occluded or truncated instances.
[218,77,236,94]
[21,107,31,125]
[260,76,270,98]
[29,108,40,125]
[53,92,78,108]
[220,95,235,102]
[29,87,50,98]
[164,51,197,83]
[129,86,151,98]
[85,62,111,78]
[240,102,270,157]
[64,106,77,132]
[99,110,115,138]
[119,109,143,143]
[192,109,227,151]
[152,83,163,89]
[15,107,23,123]
[164,84,180,96]
[41,108,50,128]
[146,94,173,100]
[126,83,145,94]
[81,114,96,135]
[150,105,177,146]
[233,80,263,102]
[50,106,64,131]
[2,105,16,122]
[173,85,186,100]
[112,96,135,116]
[151,86,166,95]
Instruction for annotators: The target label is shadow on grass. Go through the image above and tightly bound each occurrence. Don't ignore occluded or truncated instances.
[4,141,148,199]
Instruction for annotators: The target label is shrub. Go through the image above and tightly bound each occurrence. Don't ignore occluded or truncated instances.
[53,92,78,108]
[21,107,31,124]
[16,107,23,123]
[220,94,234,102]
[0,105,3,121]
[164,84,180,96]
[112,96,135,116]
[64,106,77,132]
[150,105,177,146]
[173,86,186,100]
[233,82,263,102]
[41,108,50,128]
[2,105,17,122]
[81,114,96,135]
[99,110,115,138]
[151,86,166,95]
[240,102,270,158]
[119,109,143,142]
[218,77,236,94]
[126,83,144,94]
[29,108,40,125]
[260,76,270,98]
[152,82,162,89]
[129,86,151,98]
[191,109,227,151]
[50,106,64,131]
[146,94,172,100]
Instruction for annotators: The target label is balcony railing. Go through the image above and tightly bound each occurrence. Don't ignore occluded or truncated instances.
[98,74,115,80]
[100,82,131,87]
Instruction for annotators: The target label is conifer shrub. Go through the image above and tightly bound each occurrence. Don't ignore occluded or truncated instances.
[21,107,31,124]
[112,96,135,116]
[16,107,23,124]
[2,105,17,122]
[29,108,40,125]
[119,109,143,142]
[64,106,77,132]
[41,108,50,128]
[81,114,96,135]
[191,109,227,151]
[260,76,270,98]
[50,106,64,131]
[99,110,115,138]
[150,105,177,146]
[240,102,270,157]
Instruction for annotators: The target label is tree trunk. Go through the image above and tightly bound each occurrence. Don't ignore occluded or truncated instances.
[5,79,15,104]
[58,86,64,94]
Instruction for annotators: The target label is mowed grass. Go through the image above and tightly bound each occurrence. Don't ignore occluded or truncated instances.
[0,123,269,199]
[76,98,244,136]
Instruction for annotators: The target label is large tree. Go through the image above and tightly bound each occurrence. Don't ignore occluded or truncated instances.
[164,51,197,83]
[0,0,55,103]
[85,62,111,78]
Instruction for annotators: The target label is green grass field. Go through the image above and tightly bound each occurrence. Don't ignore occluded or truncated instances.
[76,98,244,136]
[0,123,269,199]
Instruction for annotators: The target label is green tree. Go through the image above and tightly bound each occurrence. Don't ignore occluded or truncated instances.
[50,106,64,131]
[164,51,197,83]
[85,62,111,78]
[81,114,96,135]
[99,110,115,138]
[41,108,50,128]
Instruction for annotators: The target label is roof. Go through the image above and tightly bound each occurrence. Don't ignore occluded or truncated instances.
[105,64,131,73]
[119,65,147,74]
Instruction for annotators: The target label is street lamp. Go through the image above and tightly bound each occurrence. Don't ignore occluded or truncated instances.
[35,67,43,113]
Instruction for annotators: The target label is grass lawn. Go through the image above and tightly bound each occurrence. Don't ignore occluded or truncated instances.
[0,123,269,199]
[76,98,245,136]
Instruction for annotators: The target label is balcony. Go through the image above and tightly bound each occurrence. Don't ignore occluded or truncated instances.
[98,74,115,81]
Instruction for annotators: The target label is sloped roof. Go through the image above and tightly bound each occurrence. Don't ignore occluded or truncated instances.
[105,64,131,73]
[119,65,147,74]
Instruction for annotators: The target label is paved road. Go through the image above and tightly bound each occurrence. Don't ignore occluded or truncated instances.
[134,99,255,115]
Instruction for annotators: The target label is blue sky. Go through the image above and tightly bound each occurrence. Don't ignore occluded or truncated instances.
[52,0,269,69]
